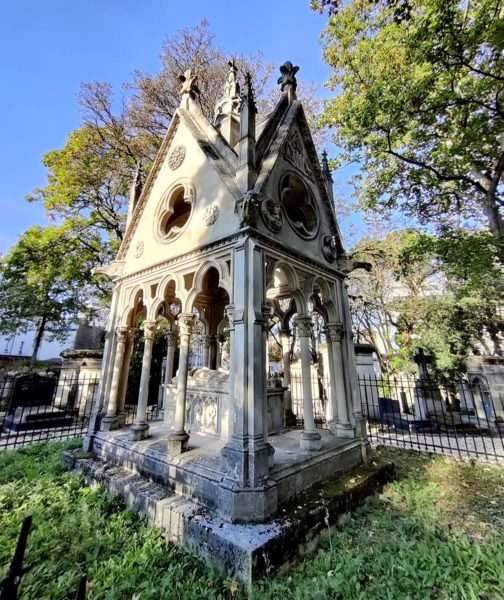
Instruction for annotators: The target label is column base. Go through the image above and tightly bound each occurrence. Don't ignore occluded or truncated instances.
[100,414,119,432]
[334,421,355,438]
[218,479,278,523]
[168,431,190,456]
[221,438,274,486]
[117,411,128,428]
[130,422,150,441]
[300,430,322,451]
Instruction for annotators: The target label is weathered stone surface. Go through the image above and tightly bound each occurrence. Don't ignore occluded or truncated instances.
[64,448,393,589]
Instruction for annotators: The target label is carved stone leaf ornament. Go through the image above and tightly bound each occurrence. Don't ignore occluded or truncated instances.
[283,132,313,180]
[203,204,219,227]
[167,145,186,170]
[134,241,144,258]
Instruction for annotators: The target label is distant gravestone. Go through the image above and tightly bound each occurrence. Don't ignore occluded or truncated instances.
[73,324,105,350]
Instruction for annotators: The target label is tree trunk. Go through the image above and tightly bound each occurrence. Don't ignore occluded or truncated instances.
[30,315,48,368]
[482,191,503,262]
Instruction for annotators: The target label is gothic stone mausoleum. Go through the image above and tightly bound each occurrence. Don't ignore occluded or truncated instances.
[83,62,368,532]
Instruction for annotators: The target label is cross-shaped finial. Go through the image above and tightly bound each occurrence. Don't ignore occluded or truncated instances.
[179,69,200,98]
[277,61,299,103]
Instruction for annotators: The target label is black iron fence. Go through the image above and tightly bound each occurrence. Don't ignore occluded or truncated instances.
[0,373,98,450]
[359,375,504,463]
[0,372,162,451]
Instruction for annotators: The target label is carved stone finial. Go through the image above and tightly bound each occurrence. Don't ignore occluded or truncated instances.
[236,191,260,228]
[277,61,299,103]
[178,69,200,98]
[240,72,257,114]
[321,151,333,183]
[225,59,240,97]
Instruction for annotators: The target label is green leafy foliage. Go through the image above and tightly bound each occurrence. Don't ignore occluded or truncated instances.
[315,0,504,256]
[349,228,502,373]
[0,225,102,362]
[1,443,503,599]
[0,441,235,599]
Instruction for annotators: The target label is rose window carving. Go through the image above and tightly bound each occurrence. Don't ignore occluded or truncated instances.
[167,145,186,170]
[280,172,319,239]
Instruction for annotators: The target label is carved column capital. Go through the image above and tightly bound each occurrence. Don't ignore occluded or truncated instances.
[294,315,313,338]
[115,326,131,343]
[225,304,235,329]
[324,322,344,343]
[166,329,178,347]
[142,320,158,340]
[177,313,195,336]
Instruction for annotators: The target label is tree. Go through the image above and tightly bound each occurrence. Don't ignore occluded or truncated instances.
[313,0,504,258]
[0,226,99,365]
[348,228,502,374]
[28,21,322,301]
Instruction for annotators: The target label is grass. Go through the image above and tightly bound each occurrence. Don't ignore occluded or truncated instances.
[0,442,503,599]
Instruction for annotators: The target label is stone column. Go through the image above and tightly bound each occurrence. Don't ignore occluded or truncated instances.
[203,335,212,368]
[219,238,277,523]
[280,327,296,426]
[295,316,321,450]
[216,334,226,369]
[117,328,137,427]
[323,325,337,430]
[326,321,354,438]
[164,329,178,384]
[130,320,157,441]
[101,326,130,431]
[168,313,194,455]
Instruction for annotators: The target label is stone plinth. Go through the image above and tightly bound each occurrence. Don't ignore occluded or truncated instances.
[64,447,393,589]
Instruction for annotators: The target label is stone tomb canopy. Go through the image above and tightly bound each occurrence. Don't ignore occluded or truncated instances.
[80,60,371,579]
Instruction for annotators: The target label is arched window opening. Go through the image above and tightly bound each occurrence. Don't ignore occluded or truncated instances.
[160,187,192,240]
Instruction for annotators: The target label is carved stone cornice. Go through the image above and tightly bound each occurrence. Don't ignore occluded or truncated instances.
[294,315,313,338]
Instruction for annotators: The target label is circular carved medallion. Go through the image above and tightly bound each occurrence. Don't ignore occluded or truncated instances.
[134,241,144,258]
[260,196,283,233]
[167,145,186,170]
[203,204,219,227]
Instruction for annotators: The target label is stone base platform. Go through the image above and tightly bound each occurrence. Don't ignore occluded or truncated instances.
[64,448,394,588]
[83,424,369,511]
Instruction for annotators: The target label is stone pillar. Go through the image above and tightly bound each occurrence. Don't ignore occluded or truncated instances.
[295,316,321,451]
[219,238,277,523]
[101,326,130,431]
[280,327,296,426]
[168,313,194,455]
[216,334,226,369]
[323,326,337,429]
[203,335,212,369]
[117,328,137,427]
[164,330,178,384]
[326,322,354,438]
[130,321,157,441]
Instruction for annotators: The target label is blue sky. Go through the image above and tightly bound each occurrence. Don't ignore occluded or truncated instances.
[0,0,361,255]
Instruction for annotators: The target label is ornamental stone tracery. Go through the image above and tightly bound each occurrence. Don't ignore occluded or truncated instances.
[167,145,186,170]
